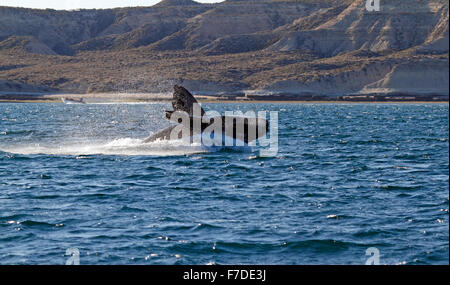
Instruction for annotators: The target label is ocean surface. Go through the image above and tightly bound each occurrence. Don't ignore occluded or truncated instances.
[0,102,448,265]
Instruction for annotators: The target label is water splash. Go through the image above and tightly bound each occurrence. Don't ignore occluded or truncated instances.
[0,136,252,156]
[0,138,208,156]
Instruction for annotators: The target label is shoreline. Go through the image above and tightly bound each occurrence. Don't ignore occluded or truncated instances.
[0,99,448,104]
[0,92,448,104]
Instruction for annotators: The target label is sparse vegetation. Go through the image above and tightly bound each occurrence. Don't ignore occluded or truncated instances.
[0,0,448,100]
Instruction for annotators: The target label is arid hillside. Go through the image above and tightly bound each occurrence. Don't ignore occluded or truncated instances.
[0,0,448,99]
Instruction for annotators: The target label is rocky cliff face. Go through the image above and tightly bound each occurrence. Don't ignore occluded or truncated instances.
[0,0,448,97]
[268,0,447,56]
[361,59,449,95]
[0,4,211,54]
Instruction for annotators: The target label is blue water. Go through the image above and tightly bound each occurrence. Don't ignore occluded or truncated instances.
[0,102,448,265]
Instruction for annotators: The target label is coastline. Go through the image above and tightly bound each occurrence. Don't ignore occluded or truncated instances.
[0,92,448,104]
[1,99,448,104]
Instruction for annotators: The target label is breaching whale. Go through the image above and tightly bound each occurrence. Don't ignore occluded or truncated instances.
[143,85,269,145]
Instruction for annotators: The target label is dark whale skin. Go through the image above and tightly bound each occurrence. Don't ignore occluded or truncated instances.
[143,85,269,144]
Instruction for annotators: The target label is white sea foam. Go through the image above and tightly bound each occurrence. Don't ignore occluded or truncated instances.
[1,138,205,156]
[0,136,251,156]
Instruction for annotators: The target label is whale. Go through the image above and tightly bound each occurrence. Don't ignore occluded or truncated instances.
[143,85,269,145]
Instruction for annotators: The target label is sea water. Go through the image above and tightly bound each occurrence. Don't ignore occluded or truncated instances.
[0,102,448,264]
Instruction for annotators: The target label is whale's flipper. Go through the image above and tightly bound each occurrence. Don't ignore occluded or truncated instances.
[165,85,206,120]
[142,125,177,143]
[144,85,205,143]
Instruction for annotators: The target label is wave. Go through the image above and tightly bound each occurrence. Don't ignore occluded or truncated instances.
[0,136,251,156]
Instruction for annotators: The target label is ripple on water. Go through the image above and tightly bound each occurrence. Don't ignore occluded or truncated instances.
[0,103,448,264]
